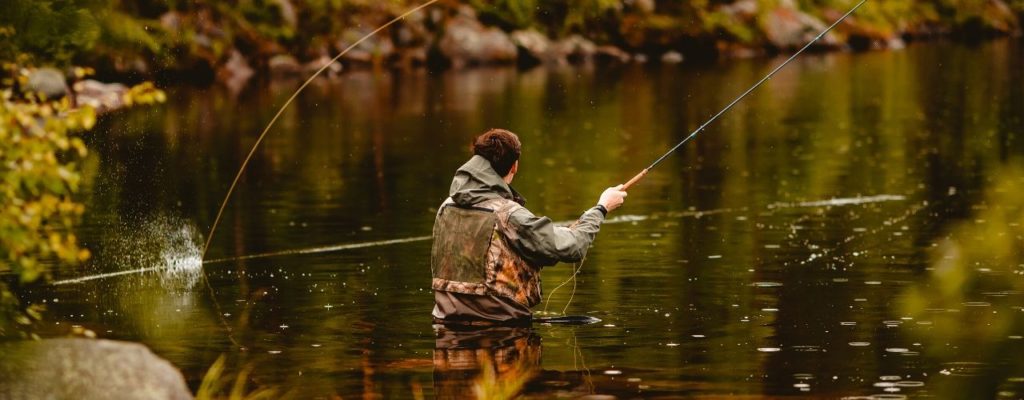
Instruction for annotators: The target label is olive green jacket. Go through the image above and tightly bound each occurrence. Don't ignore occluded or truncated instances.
[447,155,605,266]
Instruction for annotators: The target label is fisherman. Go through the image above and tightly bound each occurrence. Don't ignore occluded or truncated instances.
[431,128,627,325]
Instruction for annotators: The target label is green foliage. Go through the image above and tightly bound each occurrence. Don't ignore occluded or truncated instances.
[471,0,539,30]
[94,10,163,55]
[0,88,92,336]
[0,66,165,337]
[0,93,94,280]
[5,0,1020,76]
[0,0,105,65]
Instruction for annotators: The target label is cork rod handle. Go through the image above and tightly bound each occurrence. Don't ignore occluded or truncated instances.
[621,168,649,191]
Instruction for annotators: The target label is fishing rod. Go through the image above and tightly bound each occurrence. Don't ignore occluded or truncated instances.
[620,0,867,191]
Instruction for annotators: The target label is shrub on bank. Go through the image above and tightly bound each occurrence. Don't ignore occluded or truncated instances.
[0,66,165,338]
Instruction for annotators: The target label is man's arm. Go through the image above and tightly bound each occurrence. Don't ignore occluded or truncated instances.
[505,206,605,266]
[503,185,627,266]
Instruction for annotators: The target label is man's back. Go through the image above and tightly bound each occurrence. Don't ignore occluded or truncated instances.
[430,129,625,325]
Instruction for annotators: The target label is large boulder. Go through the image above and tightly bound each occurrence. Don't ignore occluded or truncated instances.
[438,6,517,68]
[555,35,598,63]
[336,28,395,65]
[511,29,559,64]
[268,54,301,77]
[0,338,192,400]
[761,2,840,49]
[820,8,899,50]
[24,68,69,100]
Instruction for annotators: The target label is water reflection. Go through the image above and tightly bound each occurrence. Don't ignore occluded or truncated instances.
[433,326,540,399]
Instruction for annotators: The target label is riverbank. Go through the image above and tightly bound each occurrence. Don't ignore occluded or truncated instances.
[5,0,1019,90]
[147,0,1024,86]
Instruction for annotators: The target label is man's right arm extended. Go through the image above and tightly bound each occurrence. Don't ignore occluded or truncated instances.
[503,185,627,266]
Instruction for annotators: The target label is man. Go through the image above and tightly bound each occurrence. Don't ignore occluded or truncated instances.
[431,128,627,325]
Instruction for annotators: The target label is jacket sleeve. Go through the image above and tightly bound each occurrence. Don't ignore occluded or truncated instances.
[504,206,605,266]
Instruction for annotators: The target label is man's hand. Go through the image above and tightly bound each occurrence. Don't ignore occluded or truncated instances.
[598,185,628,213]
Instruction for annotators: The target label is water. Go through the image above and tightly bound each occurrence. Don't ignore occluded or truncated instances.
[13,39,1024,398]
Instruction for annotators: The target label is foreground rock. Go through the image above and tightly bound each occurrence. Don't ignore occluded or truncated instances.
[0,338,192,400]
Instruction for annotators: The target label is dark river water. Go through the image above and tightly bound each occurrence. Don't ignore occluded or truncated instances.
[23,39,1024,398]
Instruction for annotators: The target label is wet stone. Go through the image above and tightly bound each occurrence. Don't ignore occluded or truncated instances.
[0,338,192,400]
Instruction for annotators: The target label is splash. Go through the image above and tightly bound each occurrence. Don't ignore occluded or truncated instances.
[156,220,204,288]
[53,215,203,287]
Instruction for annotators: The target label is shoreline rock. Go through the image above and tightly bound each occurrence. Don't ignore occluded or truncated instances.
[438,6,518,68]
[0,338,192,400]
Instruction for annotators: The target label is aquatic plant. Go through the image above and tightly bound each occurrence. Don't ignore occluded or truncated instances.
[196,355,278,400]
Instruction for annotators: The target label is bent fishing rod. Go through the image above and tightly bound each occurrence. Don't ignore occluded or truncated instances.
[621,0,867,191]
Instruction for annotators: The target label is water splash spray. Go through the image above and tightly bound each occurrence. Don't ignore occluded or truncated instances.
[53,215,202,287]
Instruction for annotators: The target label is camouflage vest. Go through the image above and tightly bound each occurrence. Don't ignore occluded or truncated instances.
[431,197,542,308]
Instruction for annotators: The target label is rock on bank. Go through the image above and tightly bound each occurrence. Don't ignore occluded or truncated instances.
[0,338,192,400]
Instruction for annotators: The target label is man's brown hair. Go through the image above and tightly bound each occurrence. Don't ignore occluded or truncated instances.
[472,128,521,176]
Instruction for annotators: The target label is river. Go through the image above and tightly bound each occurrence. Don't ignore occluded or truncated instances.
[28,39,1024,398]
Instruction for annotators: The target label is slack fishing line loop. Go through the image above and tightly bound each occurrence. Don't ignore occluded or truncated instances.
[621,0,867,191]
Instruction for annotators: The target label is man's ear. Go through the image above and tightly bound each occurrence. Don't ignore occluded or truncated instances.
[510,160,519,175]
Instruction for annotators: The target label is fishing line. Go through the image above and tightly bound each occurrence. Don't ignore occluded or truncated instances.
[51,194,903,285]
[552,0,868,315]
